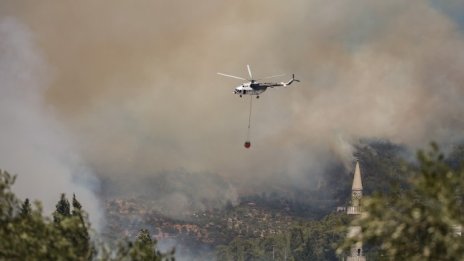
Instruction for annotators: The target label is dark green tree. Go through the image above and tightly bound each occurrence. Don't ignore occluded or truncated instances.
[19,198,32,218]
[72,194,93,258]
[53,193,71,223]
[72,193,82,213]
[113,228,175,261]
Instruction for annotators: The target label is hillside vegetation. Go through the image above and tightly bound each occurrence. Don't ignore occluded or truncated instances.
[1,141,464,260]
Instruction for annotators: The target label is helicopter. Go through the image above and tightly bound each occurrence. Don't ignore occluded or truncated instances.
[218,65,300,98]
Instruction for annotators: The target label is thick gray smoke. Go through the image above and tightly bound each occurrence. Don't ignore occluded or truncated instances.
[1,0,464,216]
[0,18,102,228]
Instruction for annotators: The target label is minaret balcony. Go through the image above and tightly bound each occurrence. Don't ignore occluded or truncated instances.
[347,206,362,215]
[452,225,462,236]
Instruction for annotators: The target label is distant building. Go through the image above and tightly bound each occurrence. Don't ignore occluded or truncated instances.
[346,161,366,261]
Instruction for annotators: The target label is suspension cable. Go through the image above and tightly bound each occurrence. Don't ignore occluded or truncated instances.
[246,95,253,141]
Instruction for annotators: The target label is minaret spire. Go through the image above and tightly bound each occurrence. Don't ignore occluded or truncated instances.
[351,161,363,209]
[352,161,363,191]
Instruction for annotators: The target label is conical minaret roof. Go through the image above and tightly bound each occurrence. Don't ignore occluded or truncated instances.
[352,161,363,190]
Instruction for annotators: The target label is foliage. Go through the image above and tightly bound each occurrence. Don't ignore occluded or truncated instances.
[0,170,83,260]
[286,213,349,261]
[339,144,464,260]
[216,213,349,261]
[19,198,32,218]
[0,169,175,260]
[54,193,72,222]
[107,229,175,261]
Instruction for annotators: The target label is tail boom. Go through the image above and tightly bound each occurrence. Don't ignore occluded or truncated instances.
[282,74,300,86]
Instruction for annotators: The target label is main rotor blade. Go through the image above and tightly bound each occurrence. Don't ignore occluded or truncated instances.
[217,72,247,81]
[257,74,286,80]
[247,64,253,79]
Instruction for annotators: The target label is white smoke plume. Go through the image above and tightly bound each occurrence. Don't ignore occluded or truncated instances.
[0,17,102,228]
[1,0,464,216]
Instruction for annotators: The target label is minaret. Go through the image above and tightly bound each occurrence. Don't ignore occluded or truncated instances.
[347,161,366,261]
[350,161,363,213]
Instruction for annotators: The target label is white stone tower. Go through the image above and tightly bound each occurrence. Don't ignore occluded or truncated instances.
[346,161,366,261]
[348,161,363,215]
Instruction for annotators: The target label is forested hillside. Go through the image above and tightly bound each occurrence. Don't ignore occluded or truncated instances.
[101,140,460,260]
[1,141,463,260]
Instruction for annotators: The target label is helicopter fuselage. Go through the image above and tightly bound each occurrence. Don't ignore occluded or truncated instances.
[234,82,267,96]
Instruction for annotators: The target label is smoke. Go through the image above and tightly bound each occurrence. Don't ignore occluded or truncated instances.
[102,170,238,218]
[1,0,464,216]
[0,17,102,228]
[156,238,215,261]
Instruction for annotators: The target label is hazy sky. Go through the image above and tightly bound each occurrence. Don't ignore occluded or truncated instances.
[1,0,464,221]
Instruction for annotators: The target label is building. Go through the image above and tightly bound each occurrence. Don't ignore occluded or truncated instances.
[346,161,366,261]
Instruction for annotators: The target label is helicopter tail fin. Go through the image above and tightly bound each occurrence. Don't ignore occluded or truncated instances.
[283,74,300,86]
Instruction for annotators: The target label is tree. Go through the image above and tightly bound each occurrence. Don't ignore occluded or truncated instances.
[339,144,464,260]
[72,194,93,258]
[72,193,83,213]
[0,170,86,260]
[215,213,348,261]
[19,198,31,218]
[0,169,175,260]
[0,170,18,221]
[50,193,94,259]
[112,228,175,261]
[53,193,71,223]
[133,228,157,260]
